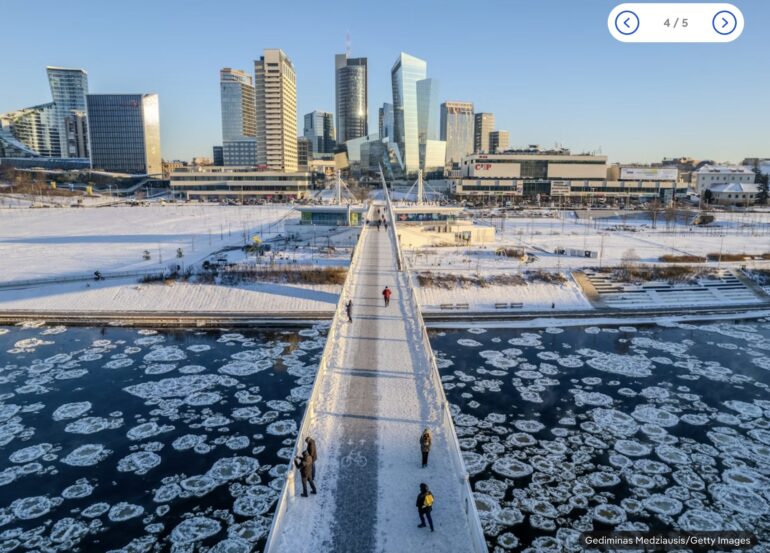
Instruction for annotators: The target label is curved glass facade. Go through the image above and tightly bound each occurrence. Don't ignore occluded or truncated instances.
[391,53,426,174]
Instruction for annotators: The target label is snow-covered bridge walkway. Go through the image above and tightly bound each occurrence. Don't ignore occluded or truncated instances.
[266,203,486,553]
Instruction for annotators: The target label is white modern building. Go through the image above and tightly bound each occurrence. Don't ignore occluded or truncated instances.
[693,165,755,194]
[169,166,311,201]
[254,49,297,172]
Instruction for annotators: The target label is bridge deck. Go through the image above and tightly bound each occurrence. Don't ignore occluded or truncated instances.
[268,208,479,552]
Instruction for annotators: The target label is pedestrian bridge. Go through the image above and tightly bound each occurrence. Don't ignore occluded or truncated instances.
[265,197,486,552]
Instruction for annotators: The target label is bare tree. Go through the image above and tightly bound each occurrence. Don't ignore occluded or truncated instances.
[621,248,640,268]
[647,199,662,229]
[664,205,677,231]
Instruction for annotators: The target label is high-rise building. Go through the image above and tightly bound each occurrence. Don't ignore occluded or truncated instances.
[47,67,88,158]
[335,54,368,143]
[303,111,335,154]
[391,53,427,174]
[416,78,440,170]
[220,68,257,166]
[297,137,311,170]
[474,112,494,153]
[254,49,297,172]
[378,103,394,141]
[0,103,61,157]
[86,93,161,175]
[440,101,474,165]
[220,68,256,141]
[489,130,509,153]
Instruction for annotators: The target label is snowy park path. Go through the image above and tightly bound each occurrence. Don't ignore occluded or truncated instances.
[267,209,484,553]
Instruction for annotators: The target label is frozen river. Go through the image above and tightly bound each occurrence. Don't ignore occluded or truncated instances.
[0,323,324,551]
[432,319,770,552]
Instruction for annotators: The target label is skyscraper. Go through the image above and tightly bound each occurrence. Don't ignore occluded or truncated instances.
[303,111,335,154]
[474,113,494,154]
[378,103,394,141]
[220,68,257,166]
[440,101,474,165]
[391,53,427,174]
[335,54,368,143]
[47,67,88,158]
[86,94,161,175]
[254,49,297,172]
[489,130,509,153]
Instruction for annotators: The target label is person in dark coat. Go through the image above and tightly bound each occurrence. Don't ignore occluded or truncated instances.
[377,220,381,232]
[416,483,434,531]
[419,428,432,468]
[382,286,391,307]
[294,450,317,497]
[346,300,353,322]
[305,436,318,480]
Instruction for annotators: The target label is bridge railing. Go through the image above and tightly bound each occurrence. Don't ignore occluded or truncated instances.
[264,203,372,552]
[382,179,487,552]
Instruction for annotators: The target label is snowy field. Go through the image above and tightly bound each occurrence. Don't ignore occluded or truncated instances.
[0,279,339,314]
[443,211,770,271]
[415,279,591,313]
[0,205,296,283]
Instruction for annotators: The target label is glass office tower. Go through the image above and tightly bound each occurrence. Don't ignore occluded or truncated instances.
[391,53,427,174]
[335,54,368,143]
[46,67,88,158]
[303,111,336,154]
[416,78,440,170]
[220,68,257,166]
[440,101,474,165]
[86,94,161,175]
[378,103,394,141]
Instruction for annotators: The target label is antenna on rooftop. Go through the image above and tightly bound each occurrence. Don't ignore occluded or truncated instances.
[345,32,351,58]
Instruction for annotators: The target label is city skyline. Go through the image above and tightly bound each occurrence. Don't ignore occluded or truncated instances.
[2,0,768,164]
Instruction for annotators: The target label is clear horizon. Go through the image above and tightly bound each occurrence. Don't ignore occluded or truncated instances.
[2,0,768,164]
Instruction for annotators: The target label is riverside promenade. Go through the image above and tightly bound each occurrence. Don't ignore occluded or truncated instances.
[265,202,486,553]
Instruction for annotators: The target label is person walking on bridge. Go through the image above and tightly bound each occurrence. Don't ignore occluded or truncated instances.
[294,449,317,497]
[382,286,392,307]
[305,436,318,480]
[346,299,353,323]
[377,220,381,232]
[416,483,435,531]
[419,428,432,468]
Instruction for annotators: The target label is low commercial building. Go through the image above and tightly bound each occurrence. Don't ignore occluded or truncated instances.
[169,166,311,201]
[693,165,755,194]
[707,182,759,205]
[453,151,687,202]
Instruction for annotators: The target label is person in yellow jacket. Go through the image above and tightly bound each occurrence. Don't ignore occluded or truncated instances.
[416,483,434,531]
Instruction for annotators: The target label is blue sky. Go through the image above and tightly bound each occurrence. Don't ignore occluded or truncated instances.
[2,0,767,163]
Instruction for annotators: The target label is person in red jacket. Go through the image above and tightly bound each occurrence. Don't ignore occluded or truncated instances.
[382,286,392,307]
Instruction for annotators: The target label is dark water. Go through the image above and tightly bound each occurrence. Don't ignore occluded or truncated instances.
[431,320,770,552]
[0,323,324,552]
